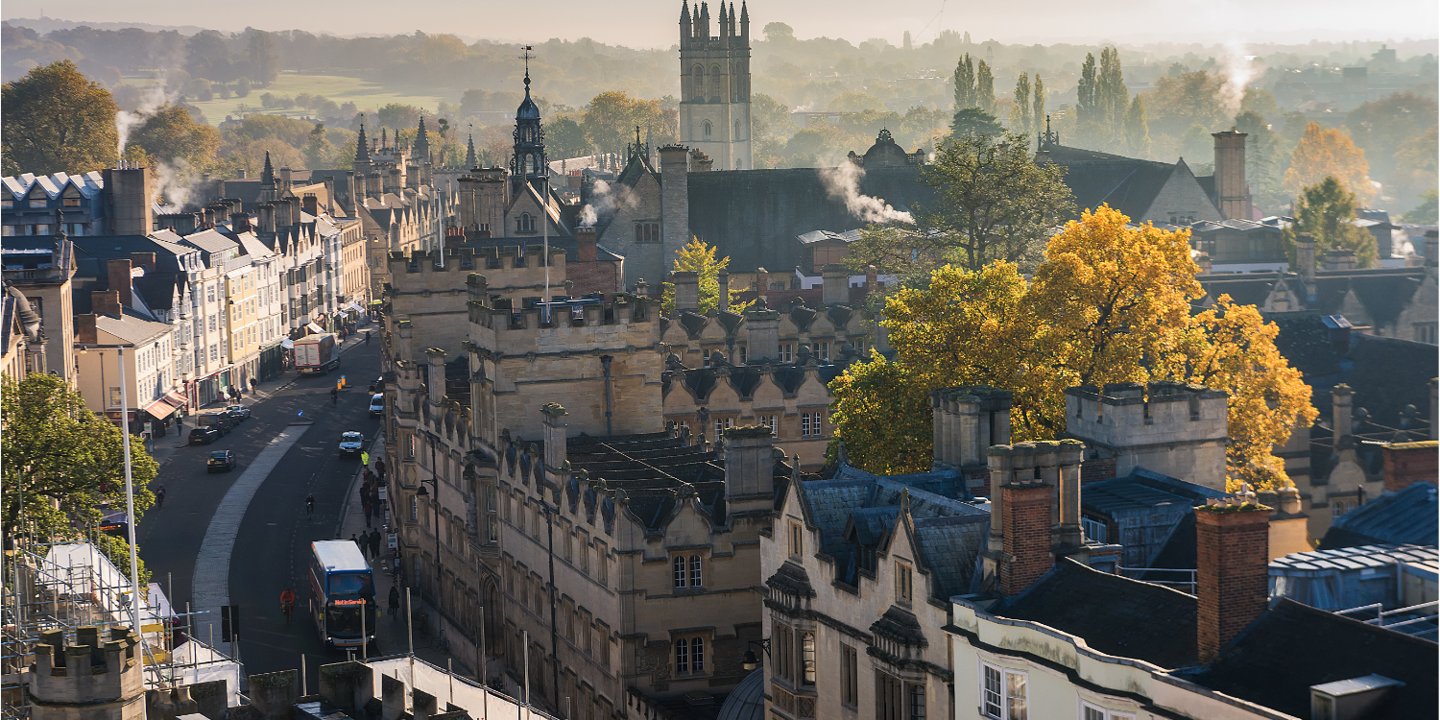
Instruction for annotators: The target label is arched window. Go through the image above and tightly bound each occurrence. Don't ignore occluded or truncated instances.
[690,555,703,587]
[703,120,712,138]
[692,65,704,99]
[673,556,687,588]
[519,213,535,233]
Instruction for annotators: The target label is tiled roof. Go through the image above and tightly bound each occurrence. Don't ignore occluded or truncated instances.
[1035,144,1187,221]
[180,228,240,256]
[2,171,104,200]
[911,514,987,597]
[1319,486,1439,549]
[94,309,171,345]
[991,558,1198,669]
[1184,599,1437,718]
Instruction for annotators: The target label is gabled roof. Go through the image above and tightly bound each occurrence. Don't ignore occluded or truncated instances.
[990,558,1198,669]
[2,171,104,200]
[179,228,240,257]
[94,309,171,345]
[1320,483,1439,549]
[1034,144,1190,221]
[1184,599,1437,719]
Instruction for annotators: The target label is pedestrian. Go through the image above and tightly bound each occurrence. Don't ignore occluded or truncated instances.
[305,493,315,517]
[250,377,258,392]
[375,459,386,479]
[363,502,373,528]
[388,585,400,618]
[365,331,371,345]
[361,451,370,468]
[369,528,381,559]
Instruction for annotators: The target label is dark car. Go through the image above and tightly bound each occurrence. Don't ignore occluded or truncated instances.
[207,450,236,472]
[368,376,385,392]
[189,426,220,445]
[199,413,234,434]
[225,404,251,421]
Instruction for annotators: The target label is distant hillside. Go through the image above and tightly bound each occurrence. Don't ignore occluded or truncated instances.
[2,16,211,36]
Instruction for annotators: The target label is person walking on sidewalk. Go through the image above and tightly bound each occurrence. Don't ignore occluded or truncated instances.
[363,500,373,528]
[369,528,381,559]
[388,585,400,618]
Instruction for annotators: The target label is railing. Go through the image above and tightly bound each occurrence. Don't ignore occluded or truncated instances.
[1116,566,1197,595]
[1336,600,1439,630]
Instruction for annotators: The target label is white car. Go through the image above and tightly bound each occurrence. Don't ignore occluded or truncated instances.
[339,431,365,457]
[369,394,384,417]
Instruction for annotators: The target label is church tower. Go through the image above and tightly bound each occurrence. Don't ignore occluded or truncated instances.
[511,66,547,196]
[678,0,752,170]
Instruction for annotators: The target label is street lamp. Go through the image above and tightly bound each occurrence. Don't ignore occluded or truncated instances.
[741,638,771,672]
[414,432,443,639]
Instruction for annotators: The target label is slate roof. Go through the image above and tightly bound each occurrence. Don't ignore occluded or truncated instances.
[1184,599,1438,719]
[2,171,104,200]
[1338,334,1439,428]
[94,309,171,345]
[1319,483,1439,550]
[1034,144,1196,221]
[990,558,1198,669]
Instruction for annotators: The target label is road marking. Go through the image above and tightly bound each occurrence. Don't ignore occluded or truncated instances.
[191,424,310,641]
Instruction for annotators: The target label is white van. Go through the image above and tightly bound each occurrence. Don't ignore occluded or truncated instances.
[369,393,385,417]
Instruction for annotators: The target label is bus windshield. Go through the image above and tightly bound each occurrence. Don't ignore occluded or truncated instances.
[329,572,373,597]
[326,605,365,635]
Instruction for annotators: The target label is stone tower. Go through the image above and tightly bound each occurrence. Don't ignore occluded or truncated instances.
[29,627,145,720]
[414,116,431,165]
[678,0,752,170]
[1212,128,1251,221]
[511,68,547,197]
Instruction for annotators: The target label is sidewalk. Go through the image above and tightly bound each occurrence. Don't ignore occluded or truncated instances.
[148,327,377,468]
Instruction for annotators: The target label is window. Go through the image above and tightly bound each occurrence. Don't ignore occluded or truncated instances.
[773,623,794,683]
[690,555,703,587]
[410,495,419,521]
[674,556,687,589]
[675,638,689,674]
[909,684,925,720]
[782,344,793,362]
[877,671,903,720]
[518,213,535,233]
[1080,704,1135,720]
[108,387,122,408]
[1332,501,1347,517]
[802,411,824,437]
[597,544,609,586]
[801,413,811,437]
[564,531,573,561]
[788,521,804,558]
[673,554,703,589]
[840,644,858,706]
[980,663,1027,720]
[634,221,660,243]
[1081,517,1107,543]
[703,120,713,137]
[800,631,815,685]
[814,342,829,361]
[897,561,913,604]
[580,541,591,574]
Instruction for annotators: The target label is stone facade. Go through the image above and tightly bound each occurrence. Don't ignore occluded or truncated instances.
[1064,382,1230,491]
[677,0,752,171]
[29,628,144,720]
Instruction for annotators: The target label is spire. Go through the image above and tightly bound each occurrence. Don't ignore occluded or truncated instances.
[465,131,477,168]
[718,1,727,33]
[261,152,274,185]
[355,124,369,164]
[381,127,388,150]
[730,2,737,35]
[680,0,691,24]
[692,5,700,34]
[415,116,431,163]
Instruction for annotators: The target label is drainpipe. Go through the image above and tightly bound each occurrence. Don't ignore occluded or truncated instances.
[600,355,614,436]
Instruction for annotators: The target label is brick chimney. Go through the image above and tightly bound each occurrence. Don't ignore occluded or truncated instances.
[1196,495,1272,663]
[76,314,98,344]
[1382,441,1439,493]
[1324,248,1357,271]
[1000,466,1055,597]
[257,204,276,235]
[302,193,319,217]
[106,259,132,308]
[129,252,156,273]
[1211,128,1251,221]
[231,213,252,233]
[672,271,699,313]
[92,290,122,317]
[576,227,597,262]
[755,267,769,302]
[822,264,849,306]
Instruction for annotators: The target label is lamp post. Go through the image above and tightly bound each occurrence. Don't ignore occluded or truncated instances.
[741,638,771,672]
[415,432,443,641]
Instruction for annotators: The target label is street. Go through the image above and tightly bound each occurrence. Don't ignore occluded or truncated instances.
[136,340,383,678]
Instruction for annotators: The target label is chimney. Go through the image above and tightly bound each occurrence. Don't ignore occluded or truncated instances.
[1211,128,1251,221]
[202,207,215,228]
[92,290,122,317]
[101,164,153,235]
[156,213,197,236]
[755,267,769,302]
[257,204,276,235]
[717,271,730,311]
[1382,442,1439,494]
[542,403,568,472]
[1324,248,1356,271]
[129,252,156,273]
[576,227,597,262]
[425,348,446,407]
[368,172,382,197]
[1294,233,1317,299]
[865,265,878,293]
[672,271,700,313]
[822,264,849,306]
[302,193,319,217]
[386,168,401,195]
[657,145,690,275]
[1053,439,1086,552]
[106,259,133,308]
[1196,252,1212,274]
[231,213,252,233]
[999,452,1055,597]
[76,314,98,344]
[1196,496,1272,663]
[1332,384,1354,449]
[723,425,776,514]
[278,167,292,196]
[323,175,336,215]
[745,309,780,361]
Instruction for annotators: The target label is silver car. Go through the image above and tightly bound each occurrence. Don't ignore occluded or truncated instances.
[339,431,365,457]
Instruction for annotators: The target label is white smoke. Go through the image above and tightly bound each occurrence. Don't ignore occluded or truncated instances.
[819,162,914,225]
[152,159,193,214]
[115,82,174,157]
[578,179,634,228]
[1217,41,1256,116]
[579,204,598,227]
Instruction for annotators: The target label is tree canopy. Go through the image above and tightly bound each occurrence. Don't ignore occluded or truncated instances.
[127,103,222,169]
[2,60,120,176]
[661,238,755,315]
[1284,121,1371,202]
[829,206,1316,490]
[1288,176,1378,269]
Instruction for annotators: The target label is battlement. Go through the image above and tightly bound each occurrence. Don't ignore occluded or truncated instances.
[468,291,656,333]
[932,385,1013,470]
[31,626,143,709]
[1064,381,1229,490]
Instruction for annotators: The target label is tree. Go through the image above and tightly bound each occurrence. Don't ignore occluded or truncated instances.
[1125,96,1150,157]
[1346,92,1438,179]
[2,60,119,176]
[246,29,280,85]
[1399,189,1438,224]
[1009,73,1031,137]
[873,131,1072,277]
[377,103,424,131]
[303,122,334,170]
[1289,176,1377,268]
[949,107,1002,138]
[763,22,795,43]
[1283,122,1371,202]
[826,354,934,474]
[1388,124,1437,211]
[952,54,976,110]
[1,374,158,545]
[976,60,995,115]
[129,104,221,169]
[661,238,755,315]
[1181,123,1213,164]
[751,93,795,143]
[1144,70,1228,139]
[546,117,587,159]
[1076,53,1098,144]
[582,91,673,157]
[1098,48,1128,140]
[1032,74,1045,136]
[840,206,1315,489]
[1234,110,1287,213]
[828,92,885,113]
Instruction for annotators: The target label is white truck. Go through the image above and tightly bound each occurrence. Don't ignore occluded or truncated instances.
[294,333,340,374]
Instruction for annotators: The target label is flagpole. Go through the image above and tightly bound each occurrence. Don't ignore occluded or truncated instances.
[117,346,143,636]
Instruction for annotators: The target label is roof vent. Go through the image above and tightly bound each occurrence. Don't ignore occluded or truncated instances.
[1309,674,1403,720]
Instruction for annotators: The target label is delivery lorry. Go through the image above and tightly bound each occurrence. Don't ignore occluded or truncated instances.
[294,333,340,374]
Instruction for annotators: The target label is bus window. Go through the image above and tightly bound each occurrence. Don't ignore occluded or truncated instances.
[329,572,373,596]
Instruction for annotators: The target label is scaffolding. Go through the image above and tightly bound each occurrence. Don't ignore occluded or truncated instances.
[2,542,243,720]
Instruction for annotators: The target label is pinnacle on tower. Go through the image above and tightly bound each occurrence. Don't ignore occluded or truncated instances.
[261,151,274,185]
[465,133,477,168]
[415,116,430,163]
[729,2,737,35]
[680,0,691,24]
[718,2,727,32]
[381,127,388,150]
[355,124,369,164]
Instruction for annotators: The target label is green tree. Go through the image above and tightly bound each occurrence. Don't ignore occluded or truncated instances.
[845,130,1074,281]
[1144,70,1228,139]
[950,107,1002,138]
[246,29,280,85]
[1076,52,1098,144]
[661,238,755,315]
[1,374,158,545]
[826,354,934,474]
[2,60,119,176]
[546,117,587,159]
[1399,189,1438,224]
[751,93,795,143]
[763,22,795,43]
[1098,48,1128,141]
[1289,176,1378,269]
[1009,73,1031,137]
[952,54,976,110]
[1032,74,1045,136]
[976,60,995,115]
[129,104,221,169]
[303,122,334,170]
[1388,124,1437,210]
[1234,110,1288,213]
[1125,96,1150,157]
[1346,92,1438,179]
[377,103,424,131]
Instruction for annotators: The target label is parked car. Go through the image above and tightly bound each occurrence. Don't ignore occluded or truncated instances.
[339,431,365,457]
[199,413,234,434]
[368,376,385,392]
[369,393,384,417]
[207,450,236,472]
[189,426,220,445]
[225,404,251,421]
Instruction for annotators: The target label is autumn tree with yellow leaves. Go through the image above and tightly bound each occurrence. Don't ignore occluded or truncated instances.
[661,238,755,316]
[1283,122,1372,203]
[828,206,1316,490]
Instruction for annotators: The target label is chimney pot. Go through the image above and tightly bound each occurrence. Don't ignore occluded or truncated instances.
[1196,502,1272,663]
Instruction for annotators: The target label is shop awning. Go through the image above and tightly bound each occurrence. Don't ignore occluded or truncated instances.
[280,338,295,349]
[347,302,367,314]
[142,390,187,420]
[305,322,325,334]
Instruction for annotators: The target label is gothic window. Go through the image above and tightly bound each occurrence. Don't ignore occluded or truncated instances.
[634,221,660,243]
[692,65,704,99]
[519,213,535,234]
[703,120,712,138]
[735,119,742,140]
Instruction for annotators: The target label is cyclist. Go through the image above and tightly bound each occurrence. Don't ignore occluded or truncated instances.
[154,485,166,508]
[305,493,315,517]
[331,387,338,405]
[279,587,296,623]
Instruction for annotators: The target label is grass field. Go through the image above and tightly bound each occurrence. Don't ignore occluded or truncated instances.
[123,71,449,126]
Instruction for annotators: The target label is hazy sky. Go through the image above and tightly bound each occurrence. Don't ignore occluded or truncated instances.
[5,0,1437,49]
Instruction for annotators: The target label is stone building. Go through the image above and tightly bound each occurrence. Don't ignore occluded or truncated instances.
[1063,382,1230,491]
[2,231,76,382]
[678,0,752,171]
[28,627,145,720]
